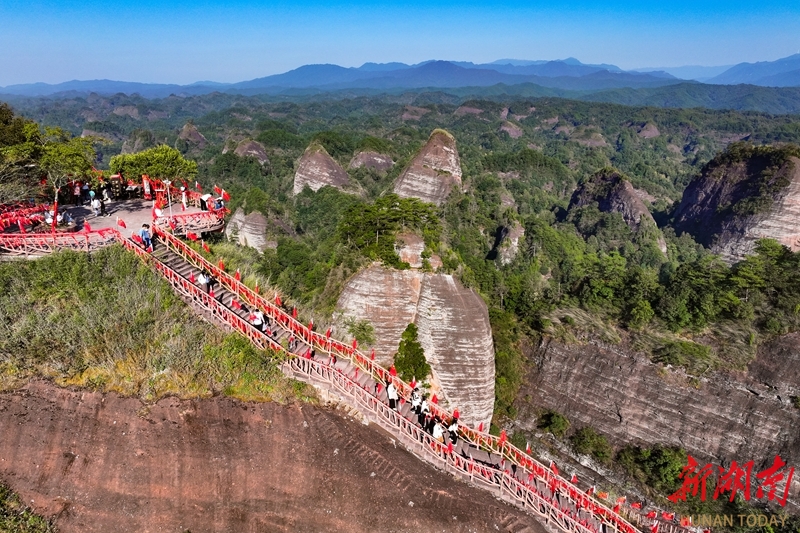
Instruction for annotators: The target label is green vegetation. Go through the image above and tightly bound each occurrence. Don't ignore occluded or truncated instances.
[0,483,55,533]
[345,317,375,346]
[109,144,197,181]
[537,409,570,437]
[570,427,613,463]
[0,246,311,403]
[393,323,430,383]
[617,444,687,495]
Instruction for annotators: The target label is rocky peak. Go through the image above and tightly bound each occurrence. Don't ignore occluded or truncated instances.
[177,123,207,149]
[393,129,462,206]
[233,140,270,165]
[349,151,394,174]
[292,143,353,195]
[336,266,494,427]
[673,143,800,263]
[224,207,274,252]
[569,169,667,253]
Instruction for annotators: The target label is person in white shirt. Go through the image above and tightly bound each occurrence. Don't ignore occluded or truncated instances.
[387,381,399,410]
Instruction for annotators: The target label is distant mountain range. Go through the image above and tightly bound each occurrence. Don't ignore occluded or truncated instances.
[1,54,799,104]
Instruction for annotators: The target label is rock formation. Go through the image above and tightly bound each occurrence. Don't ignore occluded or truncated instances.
[349,151,394,174]
[515,336,800,508]
[498,221,525,265]
[293,143,353,195]
[393,129,462,206]
[637,123,660,139]
[233,140,270,165]
[121,130,155,154]
[500,121,523,139]
[337,263,494,427]
[177,123,207,149]
[569,169,667,254]
[225,207,272,252]
[673,144,800,263]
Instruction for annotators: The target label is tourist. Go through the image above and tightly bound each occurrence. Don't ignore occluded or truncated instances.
[411,387,421,414]
[99,197,109,217]
[417,394,429,427]
[252,309,265,332]
[139,224,152,249]
[72,183,81,205]
[91,197,101,217]
[432,418,445,443]
[447,417,459,445]
[387,380,399,411]
[199,193,213,211]
[81,182,90,204]
[181,187,188,210]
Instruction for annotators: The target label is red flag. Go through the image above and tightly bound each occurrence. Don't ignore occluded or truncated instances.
[550,461,559,477]
[613,504,621,513]
[499,430,507,444]
[182,180,188,189]
[646,511,657,519]
[17,220,26,233]
[292,307,297,318]
[586,486,595,496]
[325,328,331,339]
[680,517,692,527]
[234,269,240,281]
[410,378,416,389]
[477,422,483,432]
[616,496,626,505]
[222,189,230,201]
[168,219,177,231]
[275,294,281,307]
[352,338,358,349]
[389,366,397,377]
[209,287,215,298]
[231,300,241,310]
[202,241,210,253]
[453,408,459,419]
[146,244,153,253]
[83,221,91,232]
[526,442,531,454]
[431,394,438,405]
[597,491,609,500]
[213,185,222,195]
[115,217,126,229]
[218,259,225,271]
[254,282,259,294]
[571,474,578,484]
[651,523,659,533]
[187,232,198,241]
[662,512,675,521]
[195,181,202,191]
[181,202,186,212]
[447,441,453,454]
[189,272,196,283]
[308,320,313,331]
[631,502,642,510]
[370,348,375,360]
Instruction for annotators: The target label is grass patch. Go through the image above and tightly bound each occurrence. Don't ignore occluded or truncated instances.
[0,483,55,533]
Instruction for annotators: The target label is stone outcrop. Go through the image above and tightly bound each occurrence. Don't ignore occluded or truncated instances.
[121,130,155,154]
[349,151,394,174]
[177,123,207,149]
[673,144,800,263]
[225,207,272,252]
[393,129,462,206]
[233,140,270,165]
[637,123,660,139]
[569,169,667,254]
[293,143,353,195]
[515,336,800,507]
[500,121,523,139]
[498,221,525,265]
[337,266,495,427]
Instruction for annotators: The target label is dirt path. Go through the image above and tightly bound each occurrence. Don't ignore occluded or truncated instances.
[0,380,546,533]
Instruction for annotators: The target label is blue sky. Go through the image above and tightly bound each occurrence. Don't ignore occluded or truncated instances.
[1,0,799,85]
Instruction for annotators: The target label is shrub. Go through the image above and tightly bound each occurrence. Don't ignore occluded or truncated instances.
[393,323,430,382]
[570,427,613,463]
[538,409,570,437]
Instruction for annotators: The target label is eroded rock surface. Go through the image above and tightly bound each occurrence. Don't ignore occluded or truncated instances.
[349,151,394,174]
[393,130,462,206]
[569,169,667,254]
[673,146,800,263]
[498,221,525,265]
[225,207,271,252]
[515,336,800,508]
[337,266,494,427]
[178,123,207,149]
[293,144,353,195]
[233,140,270,165]
[0,380,543,533]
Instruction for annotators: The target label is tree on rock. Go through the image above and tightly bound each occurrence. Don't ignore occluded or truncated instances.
[110,145,197,181]
[393,323,430,382]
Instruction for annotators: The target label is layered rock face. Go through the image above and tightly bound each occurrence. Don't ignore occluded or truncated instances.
[233,140,270,165]
[569,169,667,254]
[498,221,525,265]
[393,130,462,206]
[337,266,495,427]
[293,144,353,195]
[225,207,272,252]
[673,145,800,263]
[349,151,394,174]
[516,337,800,506]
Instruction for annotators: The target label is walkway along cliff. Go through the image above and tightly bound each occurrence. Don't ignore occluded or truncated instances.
[0,194,694,533]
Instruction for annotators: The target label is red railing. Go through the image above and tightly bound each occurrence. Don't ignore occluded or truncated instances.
[153,210,226,235]
[0,228,119,256]
[151,227,690,533]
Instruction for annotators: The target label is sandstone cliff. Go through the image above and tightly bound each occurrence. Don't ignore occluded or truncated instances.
[225,207,273,252]
[569,169,667,254]
[515,335,800,506]
[349,151,394,174]
[337,265,494,427]
[673,144,800,263]
[393,129,462,206]
[177,123,207,149]
[233,139,270,165]
[293,143,354,195]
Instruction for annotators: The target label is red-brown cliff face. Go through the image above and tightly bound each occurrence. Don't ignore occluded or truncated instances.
[0,380,543,533]
[233,139,270,165]
[393,129,462,206]
[177,122,207,149]
[293,143,354,195]
[348,151,394,174]
[673,144,800,264]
